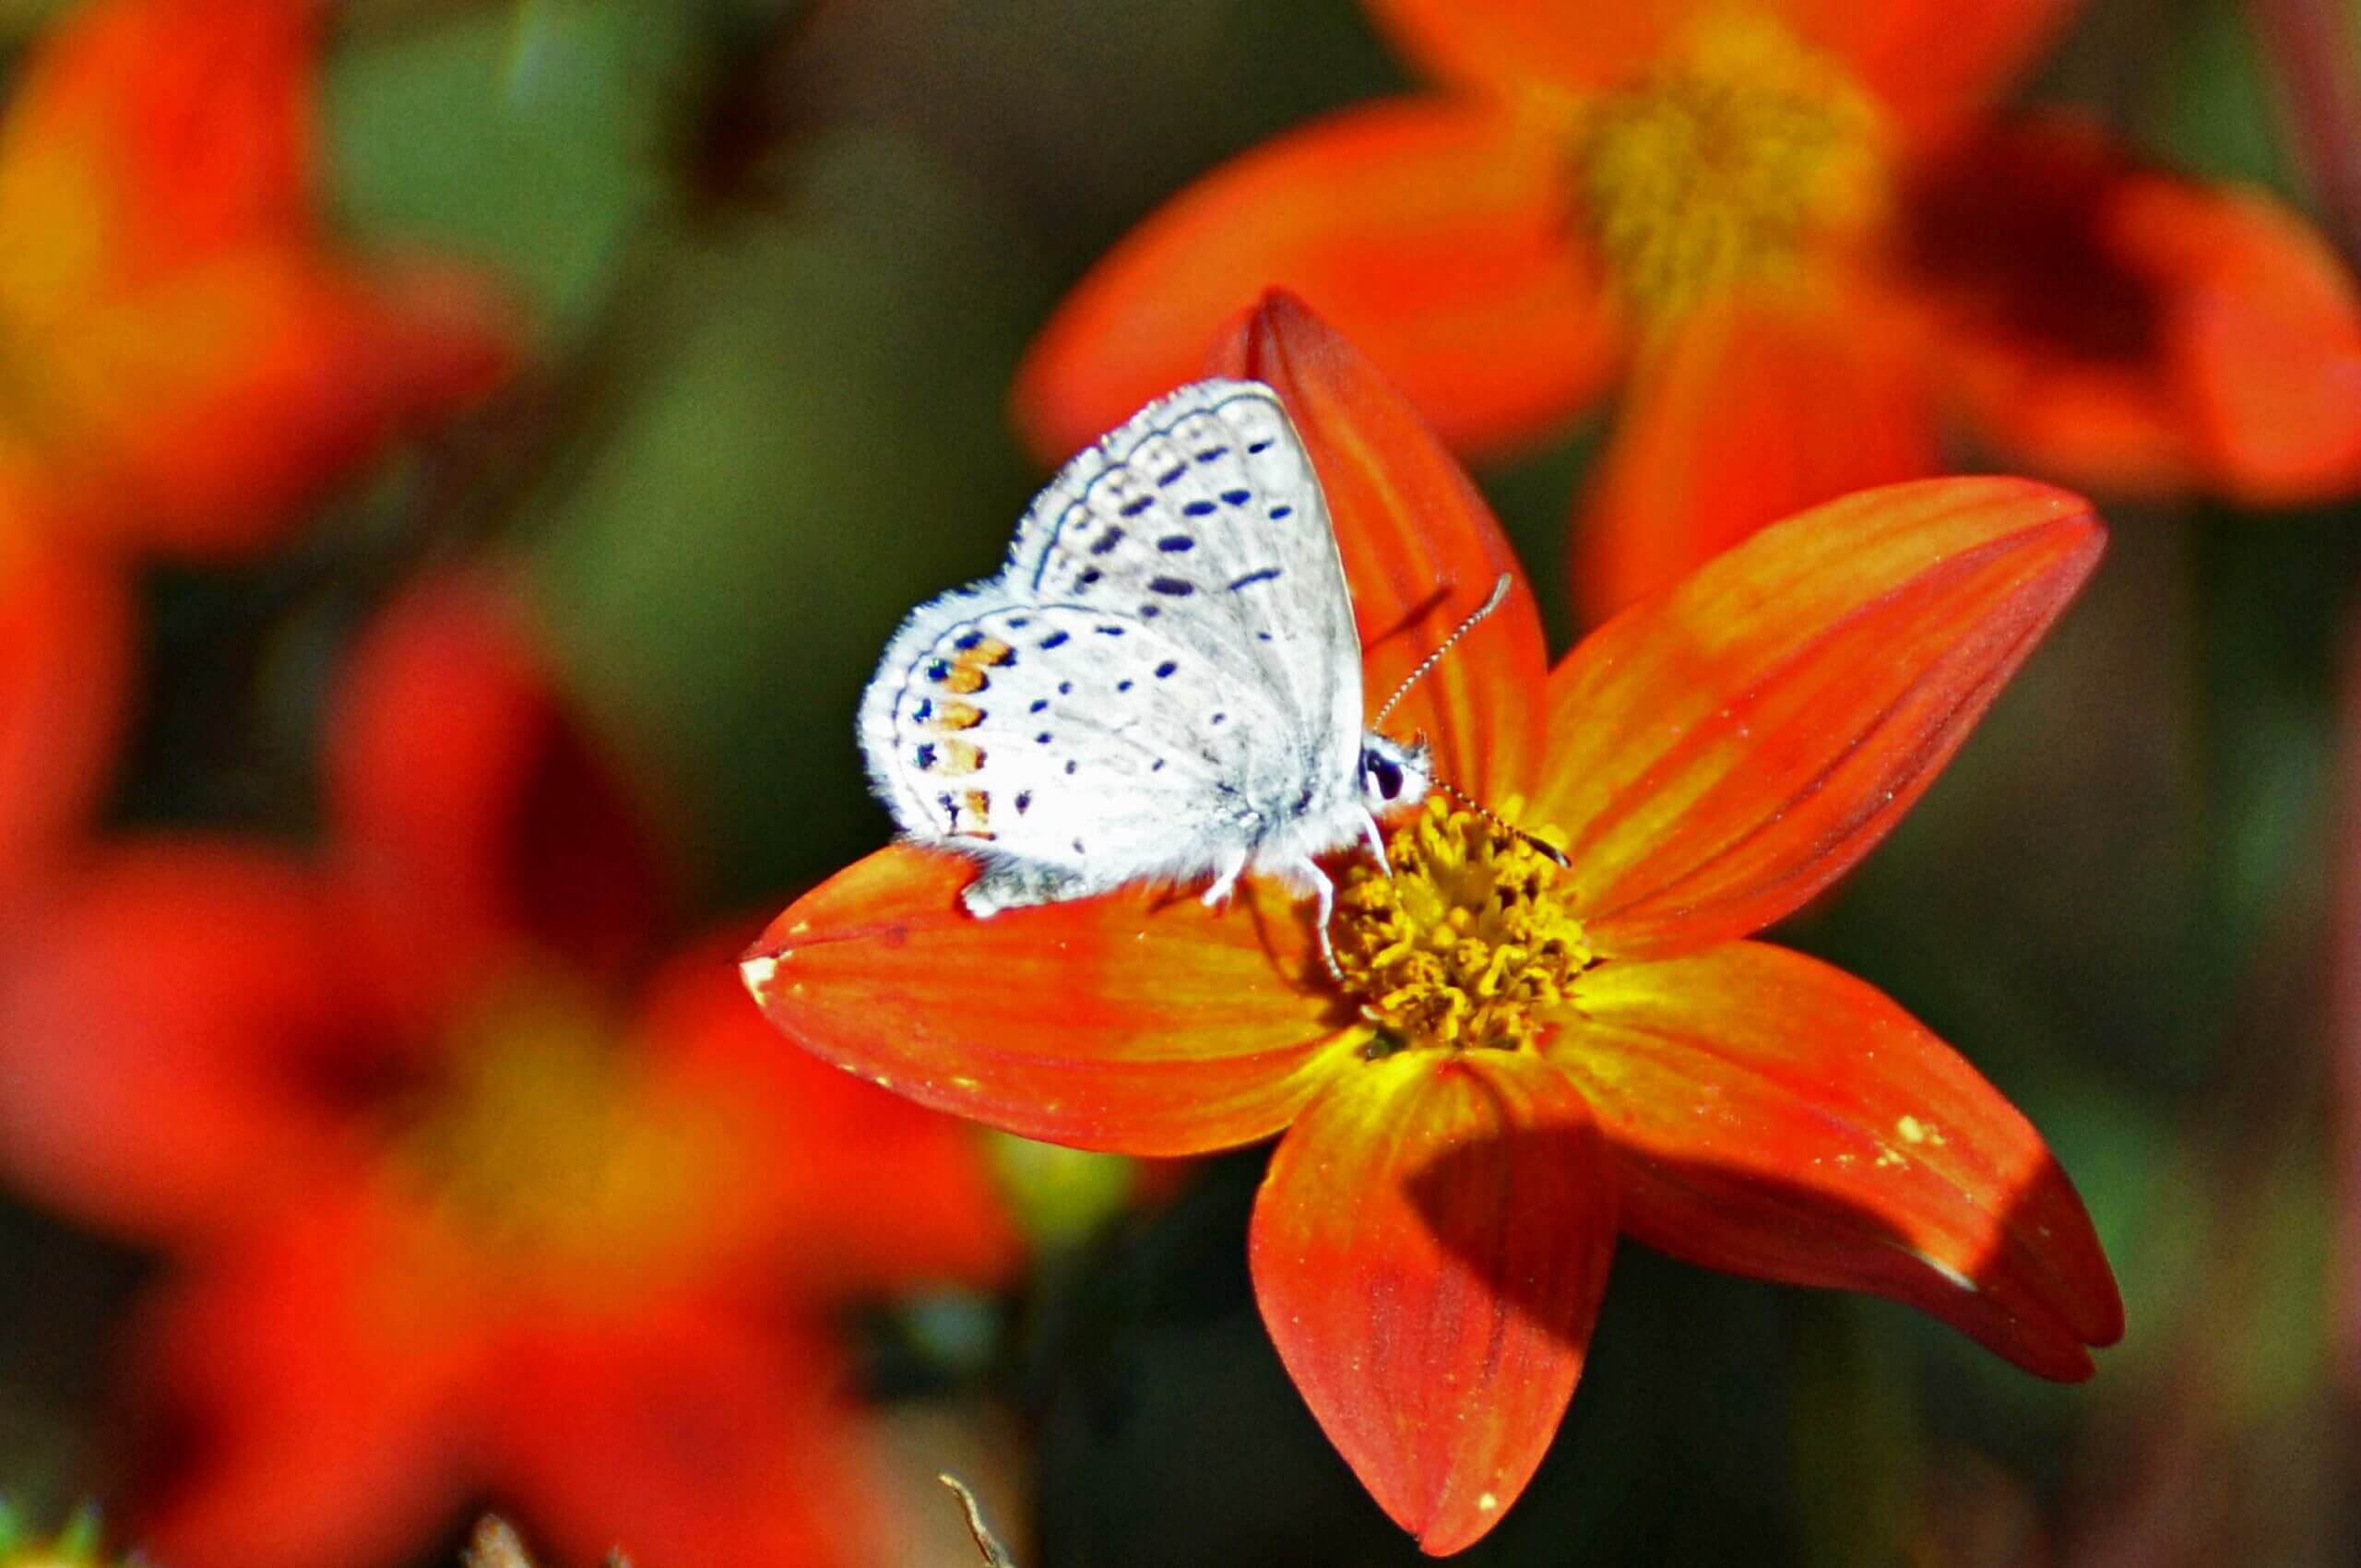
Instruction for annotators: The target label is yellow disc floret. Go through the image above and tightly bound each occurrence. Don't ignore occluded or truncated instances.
[1572,10,1884,321]
[1335,798,1592,1052]
[385,976,750,1301]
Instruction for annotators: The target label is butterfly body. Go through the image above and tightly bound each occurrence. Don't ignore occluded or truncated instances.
[859,379,1429,932]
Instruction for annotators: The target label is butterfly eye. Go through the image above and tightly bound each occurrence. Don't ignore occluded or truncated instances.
[1368,755,1405,802]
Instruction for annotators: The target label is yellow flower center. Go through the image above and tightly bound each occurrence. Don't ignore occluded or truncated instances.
[0,137,107,449]
[1334,798,1592,1052]
[383,976,751,1304]
[1572,10,1884,321]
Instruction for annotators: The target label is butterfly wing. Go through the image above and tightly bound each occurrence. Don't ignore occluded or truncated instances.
[1003,380,1364,794]
[858,596,1299,893]
[858,379,1365,904]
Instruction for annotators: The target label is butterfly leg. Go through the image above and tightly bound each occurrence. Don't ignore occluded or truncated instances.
[1356,809,1393,878]
[1272,854,1344,984]
[1200,846,1250,909]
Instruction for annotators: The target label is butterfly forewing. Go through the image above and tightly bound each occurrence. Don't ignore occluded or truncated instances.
[1003,382,1361,763]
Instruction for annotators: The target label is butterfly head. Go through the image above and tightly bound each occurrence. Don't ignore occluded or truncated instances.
[1356,732,1432,816]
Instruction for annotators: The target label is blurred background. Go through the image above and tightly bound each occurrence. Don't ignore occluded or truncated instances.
[0,0,2357,1564]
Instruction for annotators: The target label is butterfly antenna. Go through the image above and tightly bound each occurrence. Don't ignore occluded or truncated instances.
[1433,778,1570,869]
[1370,575,1513,731]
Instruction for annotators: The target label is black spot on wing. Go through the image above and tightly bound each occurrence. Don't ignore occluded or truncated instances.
[1038,630,1069,649]
[1155,659,1178,678]
[1090,528,1126,556]
[1228,567,1282,591]
[1181,499,1216,517]
[1120,494,1153,517]
[1157,535,1195,552]
[1148,577,1195,597]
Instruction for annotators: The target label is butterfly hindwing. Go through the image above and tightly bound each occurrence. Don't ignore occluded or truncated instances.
[859,597,1295,891]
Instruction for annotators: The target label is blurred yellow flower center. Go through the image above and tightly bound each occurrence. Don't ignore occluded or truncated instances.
[1572,11,1883,321]
[387,978,746,1297]
[1335,798,1591,1051]
[0,140,106,445]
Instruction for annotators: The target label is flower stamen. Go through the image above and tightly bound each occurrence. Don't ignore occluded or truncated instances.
[1334,798,1591,1051]
[1572,11,1885,321]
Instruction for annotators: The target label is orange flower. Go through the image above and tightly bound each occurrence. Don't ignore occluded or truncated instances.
[0,576,1017,1568]
[1013,0,2361,621]
[0,0,514,901]
[748,295,2122,1553]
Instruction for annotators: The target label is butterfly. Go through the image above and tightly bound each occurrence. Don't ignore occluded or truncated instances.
[859,377,1498,959]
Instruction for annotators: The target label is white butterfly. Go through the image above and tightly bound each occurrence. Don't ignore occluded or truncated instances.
[859,378,1472,952]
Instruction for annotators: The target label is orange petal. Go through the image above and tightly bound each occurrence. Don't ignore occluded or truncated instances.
[1014,99,1617,463]
[0,0,316,276]
[0,524,131,901]
[128,1191,476,1568]
[1536,477,2103,956]
[0,840,376,1241]
[487,1306,874,1568]
[1249,1049,1616,1553]
[742,847,1361,1157]
[46,248,514,557]
[1552,942,2122,1378]
[1902,117,2361,504]
[1774,0,2072,134]
[1570,288,1940,623]
[326,572,675,1017]
[1208,291,1549,800]
[639,927,1024,1297]
[1360,0,1695,98]
[0,0,516,556]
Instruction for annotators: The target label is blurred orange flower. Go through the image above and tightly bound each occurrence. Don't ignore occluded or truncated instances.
[0,0,513,901]
[1013,0,2361,621]
[750,295,2123,1553]
[0,576,1018,1568]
